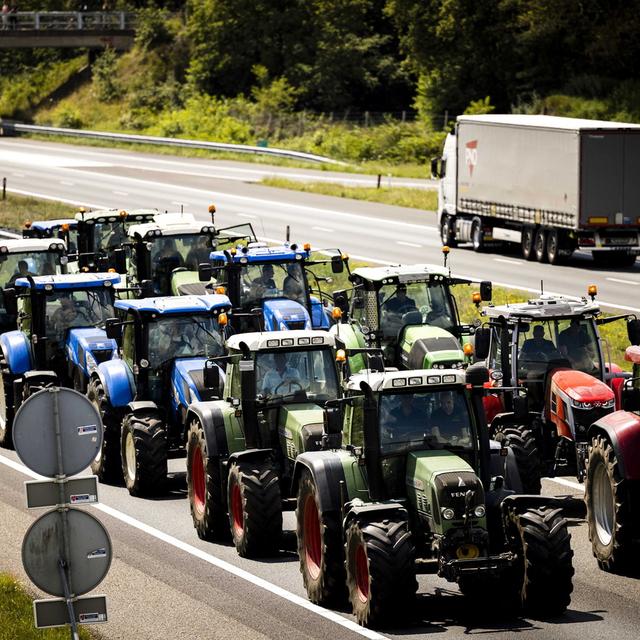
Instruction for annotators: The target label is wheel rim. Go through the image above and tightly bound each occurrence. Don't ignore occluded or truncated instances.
[191,445,206,515]
[536,233,545,257]
[303,495,322,580]
[593,462,614,546]
[230,480,244,537]
[548,233,558,261]
[473,224,481,248]
[355,543,370,604]
[441,219,449,244]
[125,430,136,482]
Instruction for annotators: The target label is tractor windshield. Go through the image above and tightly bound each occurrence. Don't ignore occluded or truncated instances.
[0,252,61,289]
[378,280,456,338]
[90,220,130,253]
[255,347,338,402]
[45,289,114,342]
[239,262,307,309]
[379,388,474,456]
[147,314,224,368]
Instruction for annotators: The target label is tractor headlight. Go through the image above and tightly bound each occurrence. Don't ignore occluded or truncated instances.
[572,400,593,409]
[442,507,455,520]
[139,359,149,368]
[473,505,486,518]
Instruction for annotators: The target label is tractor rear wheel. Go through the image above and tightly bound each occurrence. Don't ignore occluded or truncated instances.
[585,435,631,572]
[507,506,574,616]
[186,419,228,541]
[493,424,543,495]
[296,470,346,606]
[0,361,15,449]
[120,412,168,497]
[345,517,417,627]
[88,378,122,484]
[227,459,282,557]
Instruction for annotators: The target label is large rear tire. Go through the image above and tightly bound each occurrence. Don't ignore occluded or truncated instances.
[534,228,547,262]
[296,470,347,606]
[585,435,631,572]
[88,377,122,484]
[186,419,228,541]
[120,412,168,497]
[227,459,282,557]
[345,517,417,627]
[0,361,15,449]
[493,425,542,495]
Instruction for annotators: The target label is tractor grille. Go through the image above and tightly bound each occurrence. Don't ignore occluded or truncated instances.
[433,471,484,518]
[572,406,613,440]
[92,349,113,364]
[285,320,306,330]
[422,336,460,352]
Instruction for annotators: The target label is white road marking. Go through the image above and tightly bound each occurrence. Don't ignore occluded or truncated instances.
[113,190,129,196]
[2,149,110,168]
[493,258,521,265]
[60,180,75,186]
[397,241,422,248]
[545,477,585,493]
[6,188,106,210]
[171,201,192,207]
[606,277,639,286]
[238,213,256,219]
[0,454,385,640]
[312,226,333,233]
[12,172,25,177]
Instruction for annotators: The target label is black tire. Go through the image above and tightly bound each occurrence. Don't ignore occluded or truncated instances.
[506,506,574,616]
[546,229,563,265]
[227,459,282,557]
[585,435,631,572]
[186,419,228,541]
[0,360,15,449]
[534,228,547,262]
[296,470,347,606]
[440,215,457,248]
[120,411,168,497]
[471,218,485,252]
[88,377,122,484]
[521,226,536,261]
[493,425,542,495]
[345,518,417,627]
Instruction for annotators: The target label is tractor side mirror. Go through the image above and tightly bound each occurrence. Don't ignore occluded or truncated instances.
[112,248,127,275]
[513,395,528,421]
[628,319,640,346]
[140,280,154,298]
[480,281,492,301]
[474,327,491,360]
[203,361,220,395]
[621,381,640,412]
[104,318,122,341]
[331,254,344,274]
[323,405,343,436]
[465,363,489,386]
[198,262,212,282]
[333,290,349,315]
[430,157,440,179]
[3,288,17,318]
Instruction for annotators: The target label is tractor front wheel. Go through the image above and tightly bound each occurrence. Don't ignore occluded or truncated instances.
[88,378,122,484]
[186,419,227,541]
[345,517,417,627]
[227,459,282,557]
[120,412,168,497]
[296,470,346,606]
[0,361,15,449]
[494,424,543,495]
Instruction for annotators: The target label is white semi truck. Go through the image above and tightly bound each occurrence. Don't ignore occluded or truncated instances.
[432,114,640,266]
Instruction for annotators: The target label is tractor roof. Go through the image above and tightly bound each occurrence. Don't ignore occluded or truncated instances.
[483,295,600,321]
[128,213,215,239]
[352,263,449,284]
[346,368,465,392]
[227,330,335,352]
[14,272,121,290]
[210,242,310,264]
[115,293,231,315]
[29,219,77,232]
[0,238,67,254]
[74,208,157,223]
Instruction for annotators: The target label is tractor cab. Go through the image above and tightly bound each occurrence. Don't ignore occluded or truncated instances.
[23,218,79,257]
[206,242,347,333]
[332,263,490,373]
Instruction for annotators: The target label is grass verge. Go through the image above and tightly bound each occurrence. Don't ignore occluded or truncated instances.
[0,193,76,232]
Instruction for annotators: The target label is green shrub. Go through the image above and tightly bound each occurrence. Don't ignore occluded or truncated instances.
[51,105,83,129]
[92,48,122,103]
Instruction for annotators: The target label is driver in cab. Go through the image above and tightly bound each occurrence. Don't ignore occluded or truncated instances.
[383,284,417,315]
[520,324,557,362]
[262,352,300,395]
[430,390,469,443]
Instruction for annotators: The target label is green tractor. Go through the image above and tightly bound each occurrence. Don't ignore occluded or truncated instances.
[184,330,342,556]
[331,262,491,373]
[292,364,579,627]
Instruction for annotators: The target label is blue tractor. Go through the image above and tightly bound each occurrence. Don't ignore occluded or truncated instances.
[23,218,79,254]
[202,242,347,333]
[89,294,232,493]
[0,272,120,448]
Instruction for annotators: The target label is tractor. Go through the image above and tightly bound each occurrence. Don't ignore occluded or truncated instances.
[292,364,578,627]
[0,272,120,448]
[91,294,232,492]
[0,238,70,334]
[23,218,79,256]
[202,241,347,333]
[184,330,341,556]
[331,261,491,373]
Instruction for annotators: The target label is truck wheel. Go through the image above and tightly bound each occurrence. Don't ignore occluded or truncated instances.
[186,419,228,541]
[120,412,168,497]
[440,215,457,248]
[0,361,15,449]
[521,226,536,261]
[507,506,574,616]
[585,435,630,572]
[607,251,636,268]
[534,228,547,262]
[88,378,122,484]
[546,229,564,265]
[494,425,542,495]
[345,518,417,627]
[227,459,282,558]
[471,219,485,252]
[296,470,347,606]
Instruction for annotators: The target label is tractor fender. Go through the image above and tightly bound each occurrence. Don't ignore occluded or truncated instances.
[330,322,365,372]
[228,448,272,466]
[291,451,347,515]
[95,359,135,408]
[126,400,160,416]
[589,411,640,480]
[186,401,229,459]
[310,296,331,330]
[343,501,408,528]
[488,439,523,494]
[0,331,32,374]
[500,494,586,520]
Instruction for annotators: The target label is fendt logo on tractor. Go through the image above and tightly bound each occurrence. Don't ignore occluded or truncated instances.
[465,139,478,176]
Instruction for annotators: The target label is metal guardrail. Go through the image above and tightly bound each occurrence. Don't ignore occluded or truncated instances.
[0,121,349,166]
[0,11,134,31]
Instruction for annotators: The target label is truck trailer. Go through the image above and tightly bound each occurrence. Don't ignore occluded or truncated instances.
[433,114,640,266]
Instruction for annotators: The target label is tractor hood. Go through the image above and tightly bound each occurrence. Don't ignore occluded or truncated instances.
[278,403,326,458]
[263,298,311,331]
[551,369,614,404]
[172,270,206,296]
[66,328,117,376]
[400,325,464,369]
[172,357,225,406]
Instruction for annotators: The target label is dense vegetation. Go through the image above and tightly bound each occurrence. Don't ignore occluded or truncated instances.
[2,1,640,166]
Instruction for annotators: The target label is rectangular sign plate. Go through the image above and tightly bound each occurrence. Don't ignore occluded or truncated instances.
[26,476,99,509]
[34,595,108,628]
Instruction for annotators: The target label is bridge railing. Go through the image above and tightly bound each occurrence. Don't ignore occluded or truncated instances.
[1,12,135,31]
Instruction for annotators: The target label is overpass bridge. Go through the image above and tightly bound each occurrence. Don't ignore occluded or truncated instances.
[0,12,135,50]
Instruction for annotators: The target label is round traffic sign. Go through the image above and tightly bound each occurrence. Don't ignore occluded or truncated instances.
[22,508,112,597]
[13,387,103,478]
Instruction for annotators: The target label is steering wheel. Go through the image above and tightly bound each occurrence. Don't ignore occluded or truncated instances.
[274,379,303,394]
